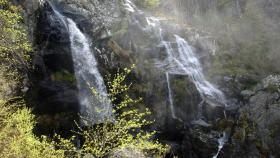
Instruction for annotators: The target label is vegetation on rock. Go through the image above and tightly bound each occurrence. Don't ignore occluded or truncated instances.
[0,0,31,98]
[135,0,160,9]
[0,1,64,157]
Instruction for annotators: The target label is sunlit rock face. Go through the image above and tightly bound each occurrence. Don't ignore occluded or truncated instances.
[161,0,218,16]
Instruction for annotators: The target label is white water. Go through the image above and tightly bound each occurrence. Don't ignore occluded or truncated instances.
[213,132,228,158]
[67,19,112,122]
[51,3,111,123]
[165,72,176,119]
[123,0,136,12]
[174,35,226,104]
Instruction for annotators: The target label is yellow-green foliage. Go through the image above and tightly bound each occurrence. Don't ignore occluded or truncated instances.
[60,66,169,157]
[0,0,32,98]
[0,0,31,59]
[144,0,160,8]
[136,0,160,8]
[0,1,65,157]
[232,112,256,143]
[0,100,65,158]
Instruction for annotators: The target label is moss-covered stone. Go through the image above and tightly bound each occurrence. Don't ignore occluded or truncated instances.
[51,70,76,85]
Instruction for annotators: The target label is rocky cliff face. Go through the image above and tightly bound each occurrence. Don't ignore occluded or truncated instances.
[19,0,280,157]
[235,75,280,157]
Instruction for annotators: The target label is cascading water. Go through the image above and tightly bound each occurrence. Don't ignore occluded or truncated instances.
[213,132,228,158]
[174,35,226,105]
[123,0,228,156]
[165,72,176,119]
[124,0,226,117]
[50,2,111,123]
[67,19,112,123]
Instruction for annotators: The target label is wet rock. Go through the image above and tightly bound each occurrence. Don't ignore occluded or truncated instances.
[182,127,220,158]
[35,80,79,114]
[191,119,212,129]
[168,74,202,122]
[240,90,254,100]
[31,1,79,118]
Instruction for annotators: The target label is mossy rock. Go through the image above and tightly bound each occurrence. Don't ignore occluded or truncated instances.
[50,70,76,85]
[266,83,278,93]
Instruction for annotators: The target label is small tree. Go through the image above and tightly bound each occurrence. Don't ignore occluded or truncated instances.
[61,65,169,157]
[0,0,31,67]
[0,99,66,158]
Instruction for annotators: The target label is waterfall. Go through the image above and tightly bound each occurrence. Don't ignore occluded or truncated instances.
[213,132,228,158]
[67,19,112,123]
[166,72,176,119]
[124,0,226,114]
[174,35,226,105]
[50,2,112,123]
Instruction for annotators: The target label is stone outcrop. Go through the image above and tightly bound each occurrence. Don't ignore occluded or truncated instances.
[225,75,280,157]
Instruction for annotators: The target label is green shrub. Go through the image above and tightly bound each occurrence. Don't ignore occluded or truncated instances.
[51,70,76,85]
[0,0,31,68]
[0,100,65,158]
[0,0,32,98]
[0,1,65,157]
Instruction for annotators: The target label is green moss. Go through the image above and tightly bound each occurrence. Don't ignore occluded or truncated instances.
[51,70,76,85]
[266,83,278,93]
[172,77,193,105]
[232,112,257,144]
[135,0,160,9]
[232,129,246,142]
